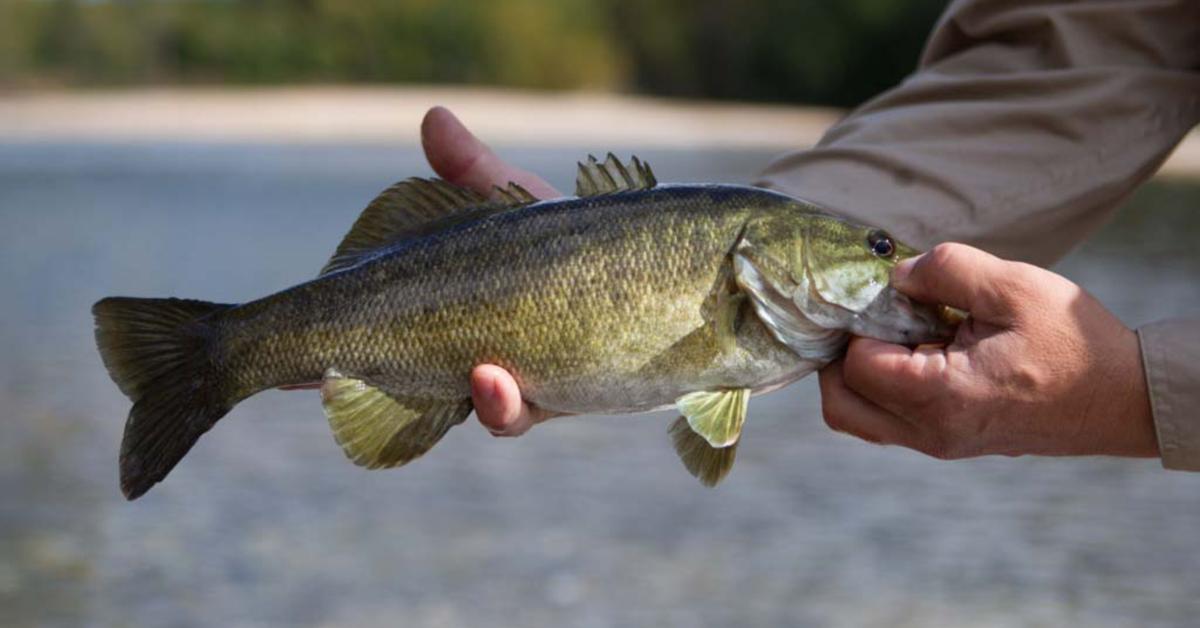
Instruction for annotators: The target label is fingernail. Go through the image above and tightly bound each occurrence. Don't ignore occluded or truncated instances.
[893,255,920,284]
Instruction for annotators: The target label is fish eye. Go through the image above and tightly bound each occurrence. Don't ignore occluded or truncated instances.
[867,230,895,258]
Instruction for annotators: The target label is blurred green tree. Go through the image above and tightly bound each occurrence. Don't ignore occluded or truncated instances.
[0,0,946,107]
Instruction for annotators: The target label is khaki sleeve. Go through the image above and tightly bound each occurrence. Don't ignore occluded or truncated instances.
[757,0,1200,266]
[1139,320,1200,471]
[756,0,1200,469]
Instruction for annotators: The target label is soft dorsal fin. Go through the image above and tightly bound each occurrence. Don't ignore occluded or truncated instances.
[320,178,534,276]
[575,153,657,197]
[320,369,472,469]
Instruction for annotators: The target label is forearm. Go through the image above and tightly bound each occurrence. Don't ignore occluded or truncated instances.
[757,0,1200,266]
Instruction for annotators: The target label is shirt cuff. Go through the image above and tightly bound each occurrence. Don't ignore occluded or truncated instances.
[1138,318,1200,471]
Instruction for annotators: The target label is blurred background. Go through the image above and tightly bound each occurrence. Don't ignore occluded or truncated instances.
[0,0,945,105]
[2,1,1198,627]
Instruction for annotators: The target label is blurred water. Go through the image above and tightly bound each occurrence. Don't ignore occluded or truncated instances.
[0,143,1197,628]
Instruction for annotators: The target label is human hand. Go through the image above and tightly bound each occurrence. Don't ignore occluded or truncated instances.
[420,106,560,436]
[818,243,1159,460]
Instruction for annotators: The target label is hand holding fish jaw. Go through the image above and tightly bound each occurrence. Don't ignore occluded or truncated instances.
[819,243,1160,460]
[420,106,561,436]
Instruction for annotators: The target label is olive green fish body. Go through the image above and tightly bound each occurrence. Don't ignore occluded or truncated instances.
[93,154,955,498]
[217,185,814,414]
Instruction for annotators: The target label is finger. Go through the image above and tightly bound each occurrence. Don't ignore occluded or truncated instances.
[470,365,537,436]
[841,337,945,416]
[818,360,920,448]
[840,336,931,405]
[421,106,559,199]
[892,243,1030,324]
[469,365,562,436]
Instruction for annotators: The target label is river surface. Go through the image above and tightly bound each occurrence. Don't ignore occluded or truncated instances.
[1,143,1198,628]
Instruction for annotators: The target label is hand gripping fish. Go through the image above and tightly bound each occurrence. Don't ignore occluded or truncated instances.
[93,154,957,499]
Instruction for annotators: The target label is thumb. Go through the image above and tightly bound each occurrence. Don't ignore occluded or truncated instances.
[420,106,559,199]
[891,243,1029,323]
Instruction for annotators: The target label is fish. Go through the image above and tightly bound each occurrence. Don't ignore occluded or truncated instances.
[93,153,957,499]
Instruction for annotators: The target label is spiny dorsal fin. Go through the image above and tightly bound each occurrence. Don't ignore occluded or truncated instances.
[493,181,538,205]
[575,153,657,197]
[320,178,534,276]
[320,369,471,469]
[669,415,738,487]
[676,388,749,448]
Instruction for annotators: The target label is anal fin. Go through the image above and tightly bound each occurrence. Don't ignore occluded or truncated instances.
[320,369,471,469]
[669,416,738,487]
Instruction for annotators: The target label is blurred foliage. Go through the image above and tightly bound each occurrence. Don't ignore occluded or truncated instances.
[0,0,947,106]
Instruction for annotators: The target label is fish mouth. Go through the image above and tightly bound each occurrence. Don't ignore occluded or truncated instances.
[735,243,960,355]
[842,288,960,346]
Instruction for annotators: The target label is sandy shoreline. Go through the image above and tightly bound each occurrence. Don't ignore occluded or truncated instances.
[0,86,838,149]
[1,86,1196,178]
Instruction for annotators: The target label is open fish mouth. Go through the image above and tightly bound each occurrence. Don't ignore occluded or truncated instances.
[838,286,959,346]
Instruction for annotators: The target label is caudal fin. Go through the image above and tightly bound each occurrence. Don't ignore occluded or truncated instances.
[93,297,235,500]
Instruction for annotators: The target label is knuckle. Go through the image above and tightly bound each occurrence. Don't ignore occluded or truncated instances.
[821,399,850,433]
[1005,260,1039,283]
[819,377,859,435]
[994,261,1041,302]
[839,359,869,392]
[1008,362,1048,391]
[899,359,931,390]
[925,243,965,273]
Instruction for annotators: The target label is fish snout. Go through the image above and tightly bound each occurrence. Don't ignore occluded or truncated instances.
[836,287,964,346]
[906,302,962,344]
[867,291,961,346]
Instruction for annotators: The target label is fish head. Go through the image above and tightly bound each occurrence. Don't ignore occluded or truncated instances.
[736,209,958,356]
[800,213,958,345]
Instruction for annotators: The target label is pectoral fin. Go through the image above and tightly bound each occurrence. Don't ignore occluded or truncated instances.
[676,388,749,448]
[320,369,471,469]
[669,415,738,487]
[711,264,746,354]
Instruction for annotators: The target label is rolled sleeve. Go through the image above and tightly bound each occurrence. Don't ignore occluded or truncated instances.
[757,0,1200,469]
[757,0,1200,267]
[1139,319,1200,471]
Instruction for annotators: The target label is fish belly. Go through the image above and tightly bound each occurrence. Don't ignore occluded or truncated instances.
[522,311,819,415]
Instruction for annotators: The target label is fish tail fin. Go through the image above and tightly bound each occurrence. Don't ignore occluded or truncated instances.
[92,296,236,500]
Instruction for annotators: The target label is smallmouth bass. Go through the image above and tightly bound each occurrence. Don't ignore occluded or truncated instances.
[93,154,955,499]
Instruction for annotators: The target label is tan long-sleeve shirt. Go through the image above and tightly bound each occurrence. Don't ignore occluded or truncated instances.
[757,0,1200,469]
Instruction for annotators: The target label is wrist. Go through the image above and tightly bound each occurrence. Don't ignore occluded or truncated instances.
[1094,327,1159,458]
